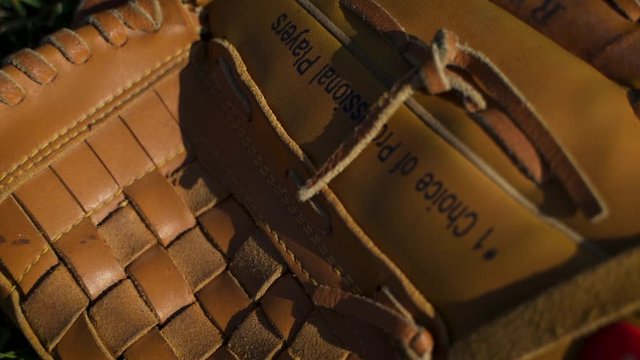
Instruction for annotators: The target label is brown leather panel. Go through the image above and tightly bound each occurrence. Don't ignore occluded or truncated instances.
[118,1,162,33]
[51,142,120,224]
[0,196,58,295]
[487,0,640,87]
[0,0,197,202]
[160,303,223,360]
[196,270,253,335]
[614,0,640,20]
[167,227,226,291]
[98,205,156,266]
[88,279,157,356]
[90,196,125,228]
[261,274,314,343]
[54,218,125,300]
[227,309,283,360]
[288,311,349,360]
[18,248,59,299]
[87,117,154,187]
[22,265,89,350]
[126,244,195,323]
[7,49,58,85]
[229,233,286,299]
[198,198,259,257]
[321,302,399,360]
[171,162,228,216]
[55,313,113,360]
[14,168,84,240]
[154,72,181,120]
[124,170,196,246]
[124,328,178,360]
[208,347,240,360]
[120,91,188,174]
[593,27,640,86]
[88,10,129,47]
[0,70,25,106]
[45,29,92,65]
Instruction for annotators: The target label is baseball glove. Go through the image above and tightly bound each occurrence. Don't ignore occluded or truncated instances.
[1,0,639,359]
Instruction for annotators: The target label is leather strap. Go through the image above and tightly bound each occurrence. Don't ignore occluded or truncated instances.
[611,0,640,21]
[311,0,606,220]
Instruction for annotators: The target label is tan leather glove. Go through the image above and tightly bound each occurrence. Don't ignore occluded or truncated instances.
[2,0,640,359]
[0,1,437,359]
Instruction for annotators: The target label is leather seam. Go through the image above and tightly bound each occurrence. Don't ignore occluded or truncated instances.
[202,128,319,287]
[227,113,357,290]
[202,115,356,355]
[194,53,329,288]
[0,45,192,194]
[4,148,186,300]
[205,42,359,291]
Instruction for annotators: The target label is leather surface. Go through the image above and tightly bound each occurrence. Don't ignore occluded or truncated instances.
[207,0,600,340]
[488,0,640,89]
[1,0,639,358]
[0,0,433,359]
[205,0,640,357]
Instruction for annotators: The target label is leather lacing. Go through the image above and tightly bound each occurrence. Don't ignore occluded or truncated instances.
[0,0,163,106]
[312,286,435,359]
[297,0,606,222]
[609,0,640,21]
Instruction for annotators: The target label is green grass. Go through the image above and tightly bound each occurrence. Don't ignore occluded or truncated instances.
[1,0,80,56]
[1,2,81,357]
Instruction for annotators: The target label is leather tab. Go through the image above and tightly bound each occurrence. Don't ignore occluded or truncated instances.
[196,271,253,335]
[612,0,640,21]
[88,10,129,47]
[229,233,285,299]
[88,280,157,355]
[55,313,113,360]
[124,328,178,360]
[160,304,223,359]
[167,227,226,291]
[14,168,85,240]
[98,205,157,266]
[0,196,58,295]
[55,218,126,300]
[124,170,196,246]
[45,29,92,65]
[261,274,314,342]
[23,265,89,350]
[87,118,154,187]
[7,49,58,85]
[126,245,195,323]
[0,70,25,106]
[198,198,258,257]
[118,0,163,33]
[227,309,283,359]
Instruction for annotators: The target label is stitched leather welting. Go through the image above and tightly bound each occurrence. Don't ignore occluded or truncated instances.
[0,0,163,109]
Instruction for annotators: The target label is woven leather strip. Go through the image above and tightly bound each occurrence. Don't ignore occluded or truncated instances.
[0,67,368,359]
